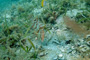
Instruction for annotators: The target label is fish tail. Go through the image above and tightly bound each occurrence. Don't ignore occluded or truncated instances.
[41,0,44,7]
[41,29,44,42]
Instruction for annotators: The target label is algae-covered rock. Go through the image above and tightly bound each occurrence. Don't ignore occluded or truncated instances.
[8,33,21,48]
[4,25,20,36]
[17,6,25,13]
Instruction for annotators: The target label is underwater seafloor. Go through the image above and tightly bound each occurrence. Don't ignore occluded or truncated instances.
[0,0,90,60]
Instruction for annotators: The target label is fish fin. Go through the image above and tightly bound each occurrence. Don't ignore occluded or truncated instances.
[41,29,44,42]
[41,0,44,7]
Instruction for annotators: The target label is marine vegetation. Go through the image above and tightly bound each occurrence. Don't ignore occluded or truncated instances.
[0,0,90,60]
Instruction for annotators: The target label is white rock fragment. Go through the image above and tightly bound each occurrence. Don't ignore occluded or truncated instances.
[56,29,64,36]
[71,46,75,49]
[35,37,38,40]
[38,52,48,57]
[58,54,63,58]
[56,29,61,35]
[61,49,65,53]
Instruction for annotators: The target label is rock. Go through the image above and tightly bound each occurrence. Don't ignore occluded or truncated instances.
[35,37,38,40]
[71,46,75,49]
[5,14,11,19]
[60,49,65,53]
[58,54,63,58]
[56,29,62,35]
[38,52,48,57]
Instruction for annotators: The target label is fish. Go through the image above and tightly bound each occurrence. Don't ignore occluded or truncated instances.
[41,0,47,7]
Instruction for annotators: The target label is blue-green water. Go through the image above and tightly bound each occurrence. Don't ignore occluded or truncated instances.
[0,0,19,12]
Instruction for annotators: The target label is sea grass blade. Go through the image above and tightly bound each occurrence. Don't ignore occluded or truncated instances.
[27,38,36,50]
